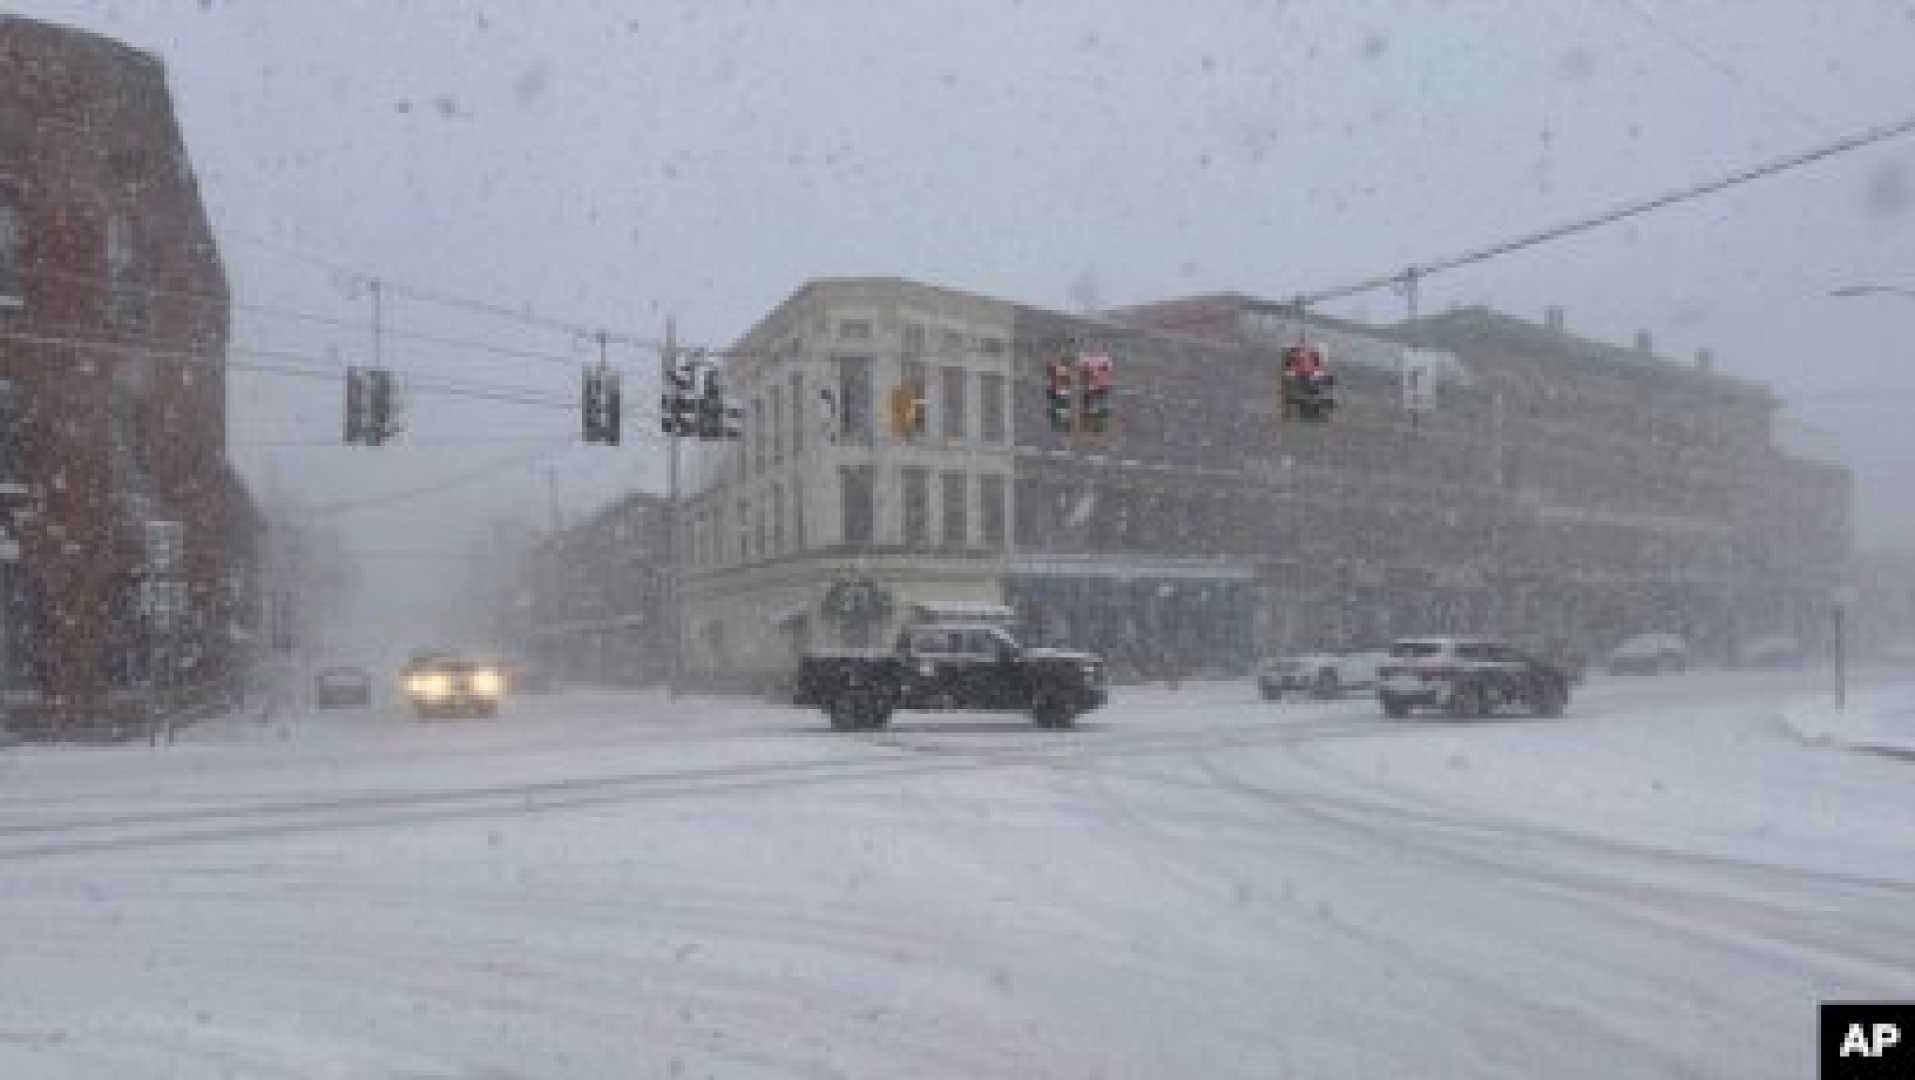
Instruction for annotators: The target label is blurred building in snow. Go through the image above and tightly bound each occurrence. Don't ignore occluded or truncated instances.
[519,492,672,688]
[0,17,260,730]
[1388,306,1849,663]
[673,279,1849,689]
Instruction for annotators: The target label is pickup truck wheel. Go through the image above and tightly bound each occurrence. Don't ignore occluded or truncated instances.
[1448,681,1487,719]
[827,693,868,732]
[1312,669,1340,699]
[1380,693,1411,719]
[1032,696,1075,729]
[1531,681,1567,719]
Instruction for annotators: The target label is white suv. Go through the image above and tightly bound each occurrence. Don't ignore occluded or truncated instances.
[1376,637,1571,720]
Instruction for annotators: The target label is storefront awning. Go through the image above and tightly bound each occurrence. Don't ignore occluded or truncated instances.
[1008,555,1256,583]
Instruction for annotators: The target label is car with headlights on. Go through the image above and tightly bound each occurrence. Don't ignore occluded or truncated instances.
[400,650,506,719]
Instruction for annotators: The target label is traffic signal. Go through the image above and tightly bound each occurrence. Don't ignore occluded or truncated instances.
[1279,344,1335,422]
[344,366,365,444]
[697,368,726,439]
[1079,351,1113,434]
[688,366,743,440]
[659,362,687,436]
[582,365,622,445]
[344,366,398,445]
[1045,356,1074,433]
[888,380,926,438]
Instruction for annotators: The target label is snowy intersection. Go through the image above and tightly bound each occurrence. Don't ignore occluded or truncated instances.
[0,670,1911,1078]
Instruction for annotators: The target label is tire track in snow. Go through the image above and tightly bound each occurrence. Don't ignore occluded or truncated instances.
[1190,749,1915,990]
[0,713,1408,862]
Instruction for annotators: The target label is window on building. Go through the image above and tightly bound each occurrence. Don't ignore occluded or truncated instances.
[1014,478,1040,547]
[836,357,873,444]
[943,329,966,353]
[980,372,1006,443]
[901,467,929,548]
[902,359,928,434]
[941,471,968,548]
[752,396,765,474]
[793,487,806,552]
[840,319,872,341]
[903,322,925,356]
[770,385,784,466]
[103,212,144,329]
[941,366,967,439]
[980,474,1006,548]
[772,483,786,555]
[789,372,804,457]
[738,498,750,562]
[840,465,874,546]
[979,336,1005,357]
[0,190,23,310]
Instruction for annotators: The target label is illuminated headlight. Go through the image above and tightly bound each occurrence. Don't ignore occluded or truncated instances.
[406,672,451,701]
[469,668,505,698]
[1081,662,1103,682]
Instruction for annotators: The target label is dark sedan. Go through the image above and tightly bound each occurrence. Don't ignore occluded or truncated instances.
[314,666,372,709]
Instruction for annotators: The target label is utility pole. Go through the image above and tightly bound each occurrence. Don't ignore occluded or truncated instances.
[1833,584,1856,710]
[369,278,383,368]
[664,317,684,700]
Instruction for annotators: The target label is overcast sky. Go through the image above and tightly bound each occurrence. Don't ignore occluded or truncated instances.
[15,0,1915,634]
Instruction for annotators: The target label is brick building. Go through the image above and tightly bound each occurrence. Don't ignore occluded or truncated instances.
[1111,296,1851,664]
[676,278,1849,686]
[0,17,258,726]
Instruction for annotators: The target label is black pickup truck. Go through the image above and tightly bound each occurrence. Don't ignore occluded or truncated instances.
[796,623,1108,731]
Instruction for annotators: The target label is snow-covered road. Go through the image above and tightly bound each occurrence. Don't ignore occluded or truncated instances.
[0,668,1910,1078]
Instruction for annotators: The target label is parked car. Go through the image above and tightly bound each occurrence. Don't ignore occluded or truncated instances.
[400,650,506,719]
[796,623,1107,731]
[1607,632,1690,675]
[313,665,372,709]
[1256,648,1389,700]
[1738,634,1804,668]
[1376,636,1571,719]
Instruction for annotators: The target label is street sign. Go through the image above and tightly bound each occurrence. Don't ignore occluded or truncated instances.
[1402,348,1444,414]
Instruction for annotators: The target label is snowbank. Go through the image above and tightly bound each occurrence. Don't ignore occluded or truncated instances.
[1779,688,1915,758]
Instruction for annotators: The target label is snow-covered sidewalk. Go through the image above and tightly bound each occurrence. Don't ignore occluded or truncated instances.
[1780,686,1915,758]
[1297,686,1915,887]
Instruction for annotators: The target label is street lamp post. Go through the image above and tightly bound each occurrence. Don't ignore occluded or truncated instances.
[1832,584,1858,710]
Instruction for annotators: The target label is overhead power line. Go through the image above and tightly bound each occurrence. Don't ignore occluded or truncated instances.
[219,227,671,351]
[0,327,668,430]
[1269,107,1915,311]
[23,263,651,372]
[305,444,577,515]
[1600,0,1829,133]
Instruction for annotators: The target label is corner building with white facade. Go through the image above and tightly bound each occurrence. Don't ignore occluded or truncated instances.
[679,278,1849,690]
